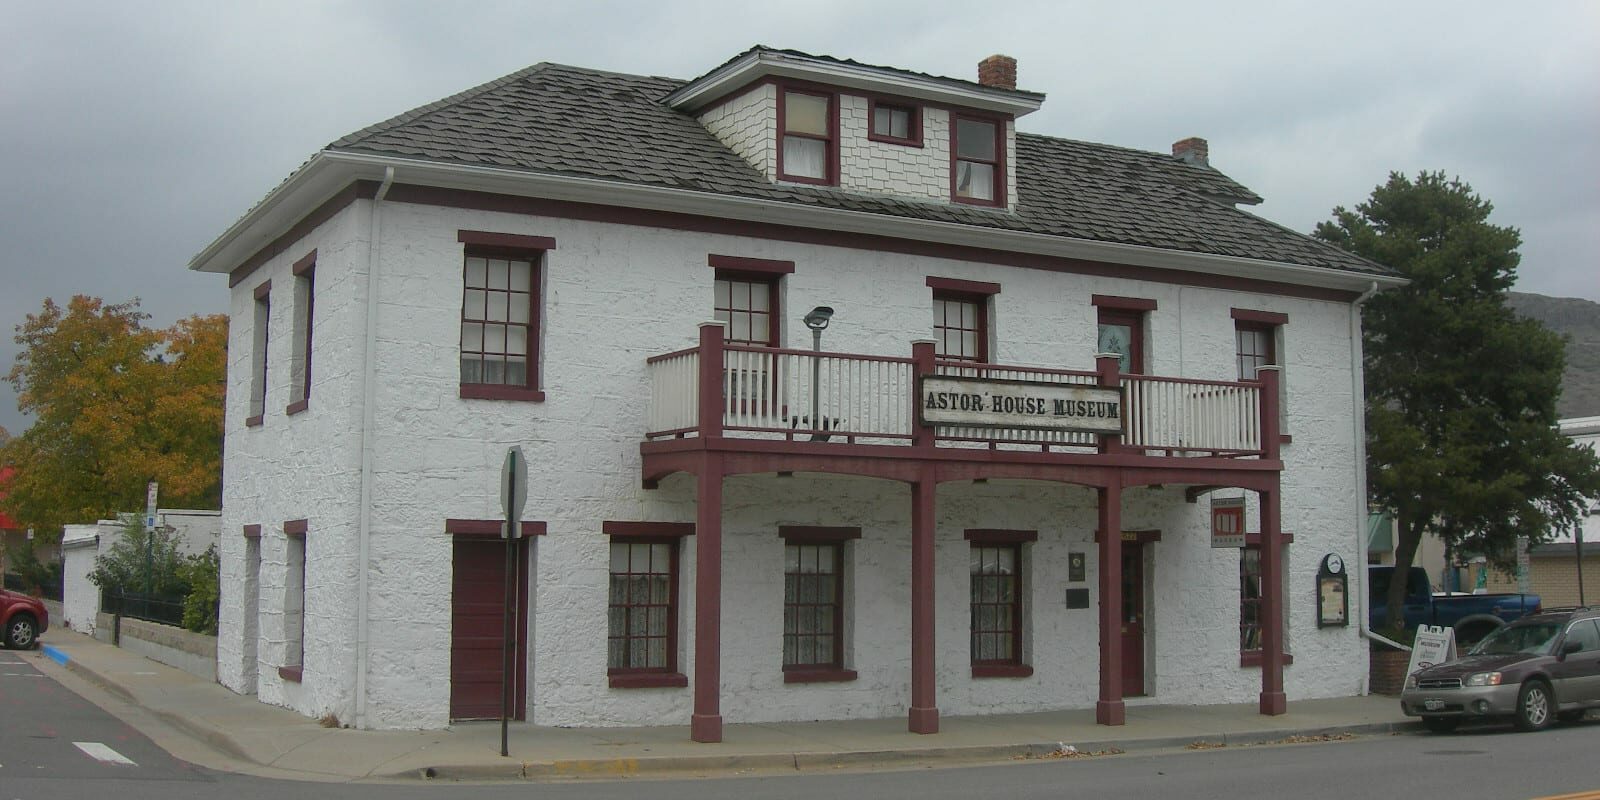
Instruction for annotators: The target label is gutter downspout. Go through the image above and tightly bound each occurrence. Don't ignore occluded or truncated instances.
[1348,282,1405,668]
[355,166,394,728]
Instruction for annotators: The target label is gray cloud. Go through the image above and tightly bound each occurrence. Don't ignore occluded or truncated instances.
[3,0,1594,434]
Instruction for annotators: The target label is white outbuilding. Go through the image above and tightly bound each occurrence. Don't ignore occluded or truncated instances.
[191,47,1401,737]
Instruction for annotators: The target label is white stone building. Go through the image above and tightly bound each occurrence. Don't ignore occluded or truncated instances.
[190,47,1402,737]
[58,509,221,635]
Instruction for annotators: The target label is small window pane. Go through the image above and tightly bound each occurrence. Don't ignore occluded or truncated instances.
[652,543,670,567]
[785,92,829,136]
[956,119,997,160]
[957,161,996,200]
[487,259,509,290]
[749,286,769,312]
[461,322,483,351]
[463,289,486,320]
[465,257,487,287]
[508,296,530,324]
[783,137,827,179]
[506,327,527,356]
[715,279,731,307]
[508,260,532,292]
[487,292,508,322]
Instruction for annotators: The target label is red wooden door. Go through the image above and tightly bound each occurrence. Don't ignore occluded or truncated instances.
[450,537,529,721]
[1120,541,1146,697]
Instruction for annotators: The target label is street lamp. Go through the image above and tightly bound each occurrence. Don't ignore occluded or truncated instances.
[803,307,833,438]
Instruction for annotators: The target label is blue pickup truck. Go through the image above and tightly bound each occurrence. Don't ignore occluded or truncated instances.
[1368,566,1542,644]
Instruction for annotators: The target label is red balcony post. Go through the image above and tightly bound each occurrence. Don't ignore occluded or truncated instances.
[912,340,936,449]
[1255,366,1286,715]
[1258,366,1281,459]
[1096,475,1125,725]
[691,452,726,742]
[698,322,725,439]
[1095,352,1124,454]
[908,463,939,733]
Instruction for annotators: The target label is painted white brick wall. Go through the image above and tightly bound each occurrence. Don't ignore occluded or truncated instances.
[216,199,1366,729]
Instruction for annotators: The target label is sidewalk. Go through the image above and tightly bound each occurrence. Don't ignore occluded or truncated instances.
[30,627,1417,782]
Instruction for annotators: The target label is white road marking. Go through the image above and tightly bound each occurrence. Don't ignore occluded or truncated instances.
[73,742,137,766]
[2,673,44,677]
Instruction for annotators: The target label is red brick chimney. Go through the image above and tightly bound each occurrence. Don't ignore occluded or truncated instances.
[978,55,1017,90]
[1172,137,1209,167]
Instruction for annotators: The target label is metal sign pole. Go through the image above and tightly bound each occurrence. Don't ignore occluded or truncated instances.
[498,446,526,759]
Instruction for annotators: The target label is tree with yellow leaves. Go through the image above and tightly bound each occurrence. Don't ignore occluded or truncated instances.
[0,297,226,541]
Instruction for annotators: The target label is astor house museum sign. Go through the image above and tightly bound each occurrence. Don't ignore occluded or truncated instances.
[920,376,1123,435]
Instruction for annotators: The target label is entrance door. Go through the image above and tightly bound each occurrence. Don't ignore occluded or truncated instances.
[1120,540,1146,697]
[450,537,529,721]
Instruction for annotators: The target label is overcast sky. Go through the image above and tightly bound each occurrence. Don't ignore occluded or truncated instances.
[2,0,1596,435]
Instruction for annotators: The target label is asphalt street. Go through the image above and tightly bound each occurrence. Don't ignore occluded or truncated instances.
[2,653,1597,800]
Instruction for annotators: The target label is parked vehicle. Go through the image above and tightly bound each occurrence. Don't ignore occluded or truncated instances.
[0,587,48,649]
[1369,566,1541,644]
[1402,608,1600,732]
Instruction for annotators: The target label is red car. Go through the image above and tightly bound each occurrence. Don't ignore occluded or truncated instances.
[0,587,47,649]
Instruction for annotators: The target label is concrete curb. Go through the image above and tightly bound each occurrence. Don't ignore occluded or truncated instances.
[397,719,1425,782]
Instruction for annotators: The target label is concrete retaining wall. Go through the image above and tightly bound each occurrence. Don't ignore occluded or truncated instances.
[95,612,217,682]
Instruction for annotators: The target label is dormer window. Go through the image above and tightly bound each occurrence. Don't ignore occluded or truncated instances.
[952,115,1004,206]
[779,89,835,184]
[869,99,921,147]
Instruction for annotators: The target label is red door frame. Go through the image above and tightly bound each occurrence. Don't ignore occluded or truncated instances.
[449,534,532,722]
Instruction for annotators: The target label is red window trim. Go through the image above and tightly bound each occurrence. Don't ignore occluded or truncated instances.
[284,519,308,538]
[714,270,781,348]
[444,519,549,538]
[933,289,990,363]
[950,111,1008,208]
[245,414,264,428]
[1092,294,1158,312]
[607,535,684,686]
[603,521,695,538]
[242,524,262,539]
[782,539,847,672]
[1240,651,1295,668]
[288,252,315,414]
[867,97,923,147]
[250,281,271,426]
[291,249,317,276]
[708,254,795,275]
[778,525,861,543]
[459,238,545,400]
[963,528,1038,544]
[1244,531,1295,546]
[1231,308,1289,326]
[253,280,272,300]
[1097,307,1147,375]
[783,667,859,684]
[458,230,558,251]
[969,540,1026,670]
[278,666,304,683]
[926,276,1001,295]
[776,85,839,186]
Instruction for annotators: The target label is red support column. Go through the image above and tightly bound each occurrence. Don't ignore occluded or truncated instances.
[1096,476,1125,725]
[911,340,936,449]
[1095,352,1123,454]
[908,465,939,733]
[698,322,725,439]
[691,452,725,742]
[1257,366,1286,716]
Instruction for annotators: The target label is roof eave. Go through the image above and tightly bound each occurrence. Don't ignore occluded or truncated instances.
[665,49,1045,118]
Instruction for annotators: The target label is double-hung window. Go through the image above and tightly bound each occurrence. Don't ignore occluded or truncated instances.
[247,281,270,427]
[458,231,553,401]
[1094,296,1157,375]
[933,292,985,363]
[779,526,858,683]
[779,89,835,184]
[869,99,921,146]
[952,115,1003,205]
[603,521,692,688]
[966,529,1034,677]
[287,250,315,415]
[714,273,779,346]
[280,519,307,683]
[1232,308,1289,431]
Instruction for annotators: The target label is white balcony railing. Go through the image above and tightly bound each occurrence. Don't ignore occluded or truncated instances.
[646,343,1266,455]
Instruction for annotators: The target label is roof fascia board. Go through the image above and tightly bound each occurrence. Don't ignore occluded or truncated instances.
[195,151,1403,294]
[667,50,1044,117]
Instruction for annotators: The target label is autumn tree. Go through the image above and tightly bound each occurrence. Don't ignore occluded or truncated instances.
[0,297,227,539]
[1316,172,1600,630]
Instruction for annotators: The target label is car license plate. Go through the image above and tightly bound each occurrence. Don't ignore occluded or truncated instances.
[1424,699,1445,711]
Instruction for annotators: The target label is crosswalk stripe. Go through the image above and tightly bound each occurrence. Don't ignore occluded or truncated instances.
[73,742,137,766]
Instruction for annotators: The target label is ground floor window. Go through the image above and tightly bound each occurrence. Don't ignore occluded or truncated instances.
[784,542,843,669]
[970,544,1022,665]
[1240,544,1291,661]
[607,540,677,673]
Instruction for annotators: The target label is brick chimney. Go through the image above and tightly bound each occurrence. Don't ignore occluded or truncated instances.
[978,55,1017,90]
[1172,137,1209,167]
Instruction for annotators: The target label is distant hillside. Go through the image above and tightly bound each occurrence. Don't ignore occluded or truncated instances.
[1508,292,1600,419]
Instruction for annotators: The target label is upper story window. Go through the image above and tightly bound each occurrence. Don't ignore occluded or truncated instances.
[247,280,270,427]
[779,89,835,184]
[952,115,1004,206]
[1235,323,1274,381]
[933,291,987,363]
[457,231,554,402]
[868,99,921,146]
[287,250,315,415]
[1094,296,1157,375]
[715,274,777,345]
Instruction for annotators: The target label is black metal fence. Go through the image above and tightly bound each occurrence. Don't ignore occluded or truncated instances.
[101,588,187,628]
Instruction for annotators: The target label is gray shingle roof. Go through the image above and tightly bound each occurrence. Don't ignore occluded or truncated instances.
[328,61,1391,277]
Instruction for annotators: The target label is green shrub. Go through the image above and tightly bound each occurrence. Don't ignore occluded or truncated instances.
[179,545,219,635]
